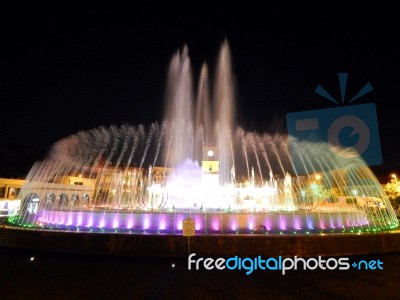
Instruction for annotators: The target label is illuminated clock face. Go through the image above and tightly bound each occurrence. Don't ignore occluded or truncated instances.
[207,150,214,157]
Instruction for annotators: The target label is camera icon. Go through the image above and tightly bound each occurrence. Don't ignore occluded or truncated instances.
[286,103,382,167]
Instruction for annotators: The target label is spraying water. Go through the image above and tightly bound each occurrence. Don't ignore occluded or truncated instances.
[13,41,398,234]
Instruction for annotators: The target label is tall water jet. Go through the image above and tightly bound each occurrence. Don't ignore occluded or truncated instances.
[194,63,211,162]
[214,40,235,184]
[163,46,194,167]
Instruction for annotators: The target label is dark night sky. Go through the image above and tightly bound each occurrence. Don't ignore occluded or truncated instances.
[1,2,399,176]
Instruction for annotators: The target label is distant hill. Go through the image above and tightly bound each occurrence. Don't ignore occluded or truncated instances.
[0,143,46,178]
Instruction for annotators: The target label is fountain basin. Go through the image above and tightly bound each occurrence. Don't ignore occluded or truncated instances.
[11,207,381,235]
[2,219,400,258]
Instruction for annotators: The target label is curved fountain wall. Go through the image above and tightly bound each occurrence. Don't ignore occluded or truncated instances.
[11,42,399,234]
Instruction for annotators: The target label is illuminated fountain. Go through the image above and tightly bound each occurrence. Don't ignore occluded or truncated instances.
[11,41,398,235]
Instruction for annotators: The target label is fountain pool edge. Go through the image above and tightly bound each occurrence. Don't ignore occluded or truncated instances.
[1,221,400,258]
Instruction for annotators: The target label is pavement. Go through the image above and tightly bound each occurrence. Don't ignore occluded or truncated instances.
[0,246,399,300]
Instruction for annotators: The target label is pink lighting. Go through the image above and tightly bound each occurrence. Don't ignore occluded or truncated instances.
[77,213,83,226]
[159,219,166,230]
[248,222,254,230]
[293,216,301,229]
[127,219,133,229]
[31,203,390,234]
[143,217,150,229]
[177,221,182,230]
[319,220,325,229]
[212,220,219,231]
[231,223,237,231]
[279,218,287,230]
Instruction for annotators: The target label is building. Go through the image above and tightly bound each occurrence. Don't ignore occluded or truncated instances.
[0,178,27,199]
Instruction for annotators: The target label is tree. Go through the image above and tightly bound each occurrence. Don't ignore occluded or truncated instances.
[384,178,400,208]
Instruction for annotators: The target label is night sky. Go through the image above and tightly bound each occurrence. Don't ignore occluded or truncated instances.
[1,2,399,176]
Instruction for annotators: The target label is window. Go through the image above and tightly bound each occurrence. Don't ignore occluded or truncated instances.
[45,193,56,210]
[22,193,40,214]
[9,188,16,198]
[0,187,5,198]
[58,193,69,210]
[82,194,90,207]
[71,193,79,207]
